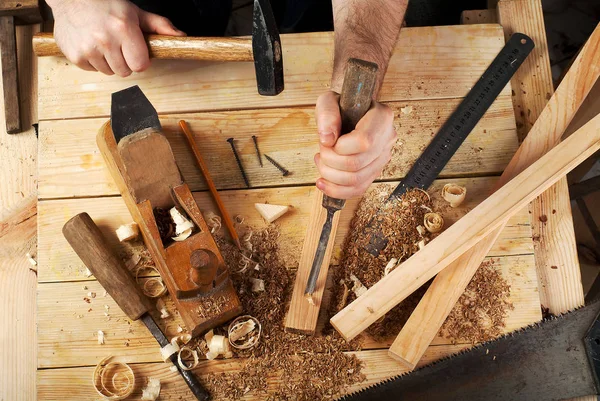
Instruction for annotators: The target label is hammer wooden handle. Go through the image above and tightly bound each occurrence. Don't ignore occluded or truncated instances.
[33,32,254,62]
[62,212,154,321]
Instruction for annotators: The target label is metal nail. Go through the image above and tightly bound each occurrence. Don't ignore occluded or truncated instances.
[264,154,289,177]
[227,138,250,188]
[251,135,263,167]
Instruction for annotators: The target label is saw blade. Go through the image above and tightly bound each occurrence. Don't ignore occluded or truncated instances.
[339,300,600,401]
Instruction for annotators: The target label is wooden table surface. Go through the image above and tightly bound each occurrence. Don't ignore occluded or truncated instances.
[35,24,545,400]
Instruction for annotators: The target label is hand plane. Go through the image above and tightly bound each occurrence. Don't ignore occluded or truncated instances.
[97,85,242,336]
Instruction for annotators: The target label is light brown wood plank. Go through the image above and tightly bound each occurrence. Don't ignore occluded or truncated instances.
[37,177,533,283]
[0,24,39,401]
[37,25,509,121]
[498,0,596,314]
[38,95,517,199]
[37,346,469,400]
[461,9,498,24]
[0,16,20,134]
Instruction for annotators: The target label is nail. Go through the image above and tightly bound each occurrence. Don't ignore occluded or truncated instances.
[264,154,290,177]
[227,138,250,188]
[252,135,263,167]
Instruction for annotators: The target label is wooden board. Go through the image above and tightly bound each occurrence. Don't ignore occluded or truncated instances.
[0,24,38,401]
[37,178,533,283]
[37,96,517,199]
[460,9,498,24]
[498,0,591,314]
[37,26,509,121]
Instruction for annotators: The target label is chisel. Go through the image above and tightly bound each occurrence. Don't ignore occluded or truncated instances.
[62,212,211,401]
[304,58,379,296]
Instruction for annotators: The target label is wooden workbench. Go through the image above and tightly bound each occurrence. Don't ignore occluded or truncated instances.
[35,25,544,399]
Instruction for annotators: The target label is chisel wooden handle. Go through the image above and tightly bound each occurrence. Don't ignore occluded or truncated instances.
[62,212,154,320]
[32,32,253,61]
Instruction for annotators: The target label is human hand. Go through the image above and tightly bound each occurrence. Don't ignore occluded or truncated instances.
[314,91,397,199]
[48,0,186,76]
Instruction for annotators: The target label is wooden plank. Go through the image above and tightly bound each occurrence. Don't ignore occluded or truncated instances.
[498,1,597,314]
[37,25,509,121]
[37,96,518,199]
[37,254,539,368]
[0,24,38,401]
[37,346,468,401]
[331,116,600,342]
[37,177,533,283]
[0,16,20,134]
[460,10,498,24]
[0,0,41,25]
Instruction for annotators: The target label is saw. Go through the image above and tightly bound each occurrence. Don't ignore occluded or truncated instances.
[339,300,600,401]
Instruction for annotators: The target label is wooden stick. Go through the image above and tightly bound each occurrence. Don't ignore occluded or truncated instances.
[388,21,600,368]
[179,120,241,249]
[330,113,600,341]
[0,16,20,134]
[32,32,254,62]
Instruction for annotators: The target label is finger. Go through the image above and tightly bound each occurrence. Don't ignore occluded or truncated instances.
[105,47,132,77]
[315,91,341,147]
[334,102,395,155]
[318,145,376,173]
[316,151,392,199]
[88,55,114,76]
[138,10,186,36]
[315,153,377,187]
[122,26,151,72]
[74,59,95,72]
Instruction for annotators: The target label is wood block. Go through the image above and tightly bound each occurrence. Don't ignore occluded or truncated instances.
[284,190,341,335]
[0,0,41,25]
[0,16,20,134]
[331,115,600,342]
[254,203,290,223]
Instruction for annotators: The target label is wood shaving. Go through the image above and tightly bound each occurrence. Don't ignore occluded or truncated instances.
[115,223,139,242]
[204,211,222,234]
[26,253,37,271]
[442,183,467,208]
[172,228,192,242]
[400,105,413,115]
[93,356,135,400]
[156,298,170,319]
[249,278,265,292]
[170,207,194,235]
[424,212,444,233]
[384,258,398,276]
[228,316,261,349]
[177,347,199,371]
[160,341,179,361]
[139,267,167,298]
[141,378,161,401]
[349,274,367,298]
[97,330,105,345]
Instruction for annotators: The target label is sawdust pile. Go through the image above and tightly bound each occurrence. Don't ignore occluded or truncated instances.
[331,185,513,342]
[441,259,514,343]
[205,224,365,401]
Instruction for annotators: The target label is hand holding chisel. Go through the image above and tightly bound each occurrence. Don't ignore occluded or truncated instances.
[304,59,379,296]
[62,213,211,401]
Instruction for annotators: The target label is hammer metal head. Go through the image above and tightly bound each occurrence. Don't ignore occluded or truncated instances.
[253,0,284,96]
[111,85,161,143]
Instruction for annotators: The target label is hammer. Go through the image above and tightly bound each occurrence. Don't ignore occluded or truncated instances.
[32,0,283,96]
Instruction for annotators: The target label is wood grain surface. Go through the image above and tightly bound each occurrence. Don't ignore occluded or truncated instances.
[0,24,38,401]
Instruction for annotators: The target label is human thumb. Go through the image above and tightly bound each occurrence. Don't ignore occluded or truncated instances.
[138,10,186,36]
[315,92,342,147]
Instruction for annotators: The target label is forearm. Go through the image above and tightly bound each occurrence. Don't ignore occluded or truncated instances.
[330,0,408,95]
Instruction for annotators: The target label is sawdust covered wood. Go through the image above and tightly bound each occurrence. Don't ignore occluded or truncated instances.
[207,224,365,400]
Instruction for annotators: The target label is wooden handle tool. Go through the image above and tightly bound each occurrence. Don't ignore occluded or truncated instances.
[304,58,378,296]
[178,120,241,249]
[62,212,211,401]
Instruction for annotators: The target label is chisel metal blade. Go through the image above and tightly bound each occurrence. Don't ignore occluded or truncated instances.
[339,300,600,401]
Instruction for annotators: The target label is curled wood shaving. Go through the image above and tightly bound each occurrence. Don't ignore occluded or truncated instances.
[172,228,192,242]
[156,298,170,319]
[170,207,194,234]
[234,215,245,225]
[97,330,105,345]
[205,330,233,359]
[249,278,265,292]
[424,212,444,233]
[141,378,161,401]
[142,277,167,298]
[115,223,139,242]
[228,315,261,350]
[177,346,199,371]
[338,281,350,311]
[172,333,192,345]
[416,225,426,236]
[93,356,135,400]
[204,211,222,234]
[442,183,467,208]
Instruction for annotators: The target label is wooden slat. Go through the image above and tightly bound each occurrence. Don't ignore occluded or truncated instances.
[37,96,517,199]
[498,0,595,314]
[460,9,498,24]
[37,25,509,121]
[37,177,533,283]
[37,253,539,368]
[0,24,38,401]
[0,0,41,25]
[37,346,469,401]
[0,16,20,134]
